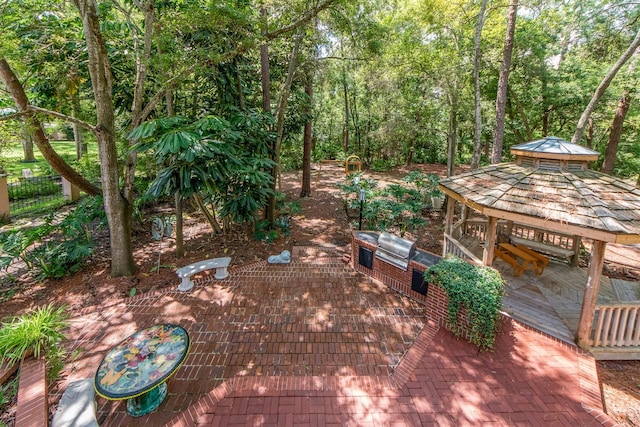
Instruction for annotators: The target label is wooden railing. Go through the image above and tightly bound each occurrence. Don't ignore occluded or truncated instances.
[592,304,640,347]
[510,223,576,251]
[456,219,577,260]
[443,234,482,265]
[457,218,508,242]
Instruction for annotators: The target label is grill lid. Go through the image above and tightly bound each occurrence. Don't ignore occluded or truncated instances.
[375,232,416,270]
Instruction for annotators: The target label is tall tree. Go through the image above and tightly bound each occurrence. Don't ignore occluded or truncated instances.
[601,90,631,174]
[72,0,135,277]
[491,0,518,164]
[300,65,314,197]
[470,0,489,170]
[571,26,640,145]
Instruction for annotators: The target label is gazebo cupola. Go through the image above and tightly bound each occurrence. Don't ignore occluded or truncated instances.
[512,136,600,173]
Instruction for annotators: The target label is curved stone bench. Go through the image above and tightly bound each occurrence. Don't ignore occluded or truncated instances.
[176,257,231,292]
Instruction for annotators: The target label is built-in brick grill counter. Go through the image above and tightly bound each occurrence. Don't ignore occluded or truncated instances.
[352,231,474,343]
[375,232,416,271]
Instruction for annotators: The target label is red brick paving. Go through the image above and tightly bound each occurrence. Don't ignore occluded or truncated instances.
[50,247,614,426]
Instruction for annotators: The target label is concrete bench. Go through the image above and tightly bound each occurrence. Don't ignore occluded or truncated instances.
[176,257,231,292]
[51,378,98,427]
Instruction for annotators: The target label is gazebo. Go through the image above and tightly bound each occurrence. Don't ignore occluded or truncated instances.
[438,136,640,354]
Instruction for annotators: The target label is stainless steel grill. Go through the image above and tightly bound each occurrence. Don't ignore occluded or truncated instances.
[375,232,416,270]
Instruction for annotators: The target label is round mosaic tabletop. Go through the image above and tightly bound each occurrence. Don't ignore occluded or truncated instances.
[94,323,189,400]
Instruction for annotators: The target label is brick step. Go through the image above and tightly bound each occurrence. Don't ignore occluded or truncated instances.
[291,245,347,259]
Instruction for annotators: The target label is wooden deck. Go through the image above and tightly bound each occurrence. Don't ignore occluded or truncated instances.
[494,257,617,344]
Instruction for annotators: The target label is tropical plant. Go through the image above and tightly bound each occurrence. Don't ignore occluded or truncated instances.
[425,255,504,351]
[130,111,276,235]
[0,195,105,278]
[0,304,69,380]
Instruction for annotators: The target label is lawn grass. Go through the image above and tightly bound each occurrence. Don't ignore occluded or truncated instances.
[1,140,98,180]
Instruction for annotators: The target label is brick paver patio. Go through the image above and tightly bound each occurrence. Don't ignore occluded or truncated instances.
[52,246,613,426]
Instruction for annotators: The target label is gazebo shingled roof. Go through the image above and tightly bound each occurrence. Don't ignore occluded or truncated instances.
[439,137,640,244]
[438,136,640,352]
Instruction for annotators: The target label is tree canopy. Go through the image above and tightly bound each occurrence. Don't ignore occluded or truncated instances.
[1,0,639,275]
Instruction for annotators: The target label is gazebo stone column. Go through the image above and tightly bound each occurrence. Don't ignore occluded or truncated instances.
[576,240,607,350]
[482,216,497,266]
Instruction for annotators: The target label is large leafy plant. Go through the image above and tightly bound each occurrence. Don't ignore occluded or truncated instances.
[130,110,276,232]
[425,255,505,351]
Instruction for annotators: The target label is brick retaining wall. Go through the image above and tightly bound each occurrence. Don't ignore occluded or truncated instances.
[15,357,48,427]
[352,231,471,341]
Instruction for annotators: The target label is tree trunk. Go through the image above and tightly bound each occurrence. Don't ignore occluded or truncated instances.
[0,59,100,195]
[267,32,303,225]
[260,8,271,114]
[73,0,135,277]
[21,128,35,162]
[491,0,518,164]
[193,193,222,234]
[342,60,349,153]
[601,91,631,174]
[123,0,155,233]
[234,57,245,111]
[72,97,86,159]
[175,192,184,258]
[585,116,594,149]
[165,87,174,116]
[470,0,489,170]
[300,68,313,198]
[447,88,458,178]
[572,26,640,145]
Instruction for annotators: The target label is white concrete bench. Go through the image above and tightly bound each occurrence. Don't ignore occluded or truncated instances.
[51,378,98,427]
[176,257,231,292]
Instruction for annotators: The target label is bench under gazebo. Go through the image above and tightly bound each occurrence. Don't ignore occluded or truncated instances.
[438,136,640,359]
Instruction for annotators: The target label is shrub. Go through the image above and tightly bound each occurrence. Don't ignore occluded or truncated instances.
[338,173,427,235]
[425,255,505,351]
[0,195,105,279]
[0,304,69,380]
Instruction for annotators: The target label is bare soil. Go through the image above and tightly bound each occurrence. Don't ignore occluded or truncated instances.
[1,162,639,426]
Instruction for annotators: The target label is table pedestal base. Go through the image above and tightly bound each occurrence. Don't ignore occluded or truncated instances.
[126,382,167,417]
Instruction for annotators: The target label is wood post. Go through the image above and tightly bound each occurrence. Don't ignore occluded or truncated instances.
[444,196,455,235]
[576,240,607,349]
[483,216,498,266]
[571,235,582,267]
[0,174,9,221]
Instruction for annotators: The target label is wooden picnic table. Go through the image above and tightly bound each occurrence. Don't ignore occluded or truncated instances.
[494,243,549,277]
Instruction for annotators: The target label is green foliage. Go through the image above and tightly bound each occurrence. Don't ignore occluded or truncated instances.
[0,141,98,179]
[0,196,105,279]
[252,193,300,242]
[0,304,69,380]
[338,173,427,236]
[425,255,505,351]
[402,171,443,208]
[0,374,19,413]
[131,110,276,228]
[253,219,279,243]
